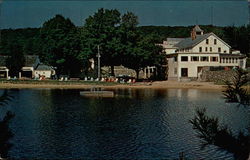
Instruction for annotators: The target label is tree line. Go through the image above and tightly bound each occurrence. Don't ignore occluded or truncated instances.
[0,9,249,78]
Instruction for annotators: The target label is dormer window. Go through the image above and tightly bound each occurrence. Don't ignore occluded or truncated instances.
[206,39,209,44]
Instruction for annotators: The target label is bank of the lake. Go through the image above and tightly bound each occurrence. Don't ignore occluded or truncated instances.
[0,80,225,90]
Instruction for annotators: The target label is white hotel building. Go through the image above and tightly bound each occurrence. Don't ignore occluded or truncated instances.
[162,25,247,81]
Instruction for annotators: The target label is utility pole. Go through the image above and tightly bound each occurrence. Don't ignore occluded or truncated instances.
[97,45,101,79]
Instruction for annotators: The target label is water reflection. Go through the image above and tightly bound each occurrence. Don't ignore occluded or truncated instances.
[3,89,249,159]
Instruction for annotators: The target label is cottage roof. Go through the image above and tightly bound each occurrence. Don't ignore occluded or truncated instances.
[24,55,40,67]
[174,33,211,49]
[0,55,40,68]
[166,38,186,42]
[162,38,185,48]
[36,64,54,71]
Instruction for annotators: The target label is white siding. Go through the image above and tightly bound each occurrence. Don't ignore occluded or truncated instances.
[35,70,54,78]
[192,35,230,53]
[165,48,177,55]
[177,53,242,78]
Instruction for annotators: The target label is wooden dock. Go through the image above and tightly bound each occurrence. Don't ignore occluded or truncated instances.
[80,91,114,97]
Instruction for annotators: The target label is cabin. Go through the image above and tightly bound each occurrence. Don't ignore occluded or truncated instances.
[161,25,247,81]
[0,55,55,79]
[0,56,9,78]
[34,64,55,79]
[21,55,40,78]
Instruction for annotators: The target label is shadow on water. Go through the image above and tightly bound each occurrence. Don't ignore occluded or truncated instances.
[0,90,15,158]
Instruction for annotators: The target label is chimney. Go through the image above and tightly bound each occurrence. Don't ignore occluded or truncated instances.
[191,29,196,40]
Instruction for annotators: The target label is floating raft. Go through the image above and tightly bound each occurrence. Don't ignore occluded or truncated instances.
[80,91,114,97]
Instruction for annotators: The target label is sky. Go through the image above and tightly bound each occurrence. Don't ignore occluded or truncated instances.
[0,0,249,29]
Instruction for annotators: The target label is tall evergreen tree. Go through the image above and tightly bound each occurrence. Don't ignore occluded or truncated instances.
[40,14,82,76]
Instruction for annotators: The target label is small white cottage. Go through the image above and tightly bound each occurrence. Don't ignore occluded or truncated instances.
[34,64,55,79]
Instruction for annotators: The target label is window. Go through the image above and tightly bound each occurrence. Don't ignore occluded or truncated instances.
[226,58,228,63]
[181,56,188,61]
[205,47,208,52]
[201,56,209,62]
[210,56,218,62]
[218,47,221,53]
[191,56,199,61]
[214,39,217,45]
[199,47,202,52]
[210,47,212,52]
[235,58,238,63]
[206,39,209,44]
[229,58,231,63]
[224,50,227,53]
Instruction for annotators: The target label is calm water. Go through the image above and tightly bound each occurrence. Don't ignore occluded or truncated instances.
[0,88,249,159]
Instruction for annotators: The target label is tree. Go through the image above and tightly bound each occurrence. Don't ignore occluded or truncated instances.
[122,33,164,79]
[223,25,250,55]
[223,68,250,105]
[190,108,249,160]
[40,14,82,76]
[81,8,123,76]
[6,41,25,77]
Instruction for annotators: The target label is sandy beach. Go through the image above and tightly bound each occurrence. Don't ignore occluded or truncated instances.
[0,80,224,90]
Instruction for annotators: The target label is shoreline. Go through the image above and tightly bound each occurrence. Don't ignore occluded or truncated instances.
[0,81,225,90]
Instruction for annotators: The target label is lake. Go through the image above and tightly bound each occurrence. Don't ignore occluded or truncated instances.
[0,88,249,159]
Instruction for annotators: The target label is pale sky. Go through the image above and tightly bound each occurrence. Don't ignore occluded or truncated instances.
[0,0,249,29]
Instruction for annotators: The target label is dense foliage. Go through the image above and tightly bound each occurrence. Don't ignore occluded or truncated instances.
[80,9,164,78]
[5,41,25,77]
[39,15,82,76]
[0,9,249,78]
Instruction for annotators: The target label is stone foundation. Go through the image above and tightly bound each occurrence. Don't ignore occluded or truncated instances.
[201,70,236,83]
[102,66,145,78]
